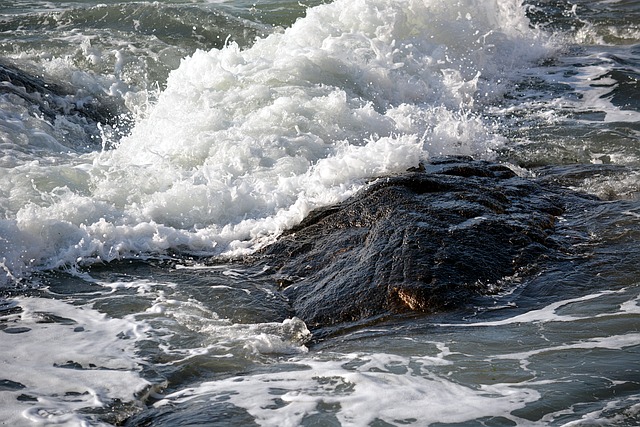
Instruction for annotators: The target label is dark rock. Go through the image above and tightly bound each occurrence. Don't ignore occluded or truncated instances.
[34,311,77,325]
[1,326,31,334]
[17,394,39,402]
[0,379,26,391]
[256,157,592,330]
[0,61,122,127]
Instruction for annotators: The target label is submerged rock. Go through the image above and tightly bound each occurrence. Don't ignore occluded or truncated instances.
[0,61,121,127]
[257,157,594,330]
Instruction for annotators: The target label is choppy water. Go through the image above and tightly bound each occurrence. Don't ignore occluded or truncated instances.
[1,0,639,425]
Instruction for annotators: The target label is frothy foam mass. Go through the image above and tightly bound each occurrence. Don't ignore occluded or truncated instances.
[0,0,553,285]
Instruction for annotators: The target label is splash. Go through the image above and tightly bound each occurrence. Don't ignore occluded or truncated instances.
[0,0,552,285]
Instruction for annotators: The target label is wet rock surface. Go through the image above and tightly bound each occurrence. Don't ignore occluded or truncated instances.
[256,157,597,330]
[0,61,121,128]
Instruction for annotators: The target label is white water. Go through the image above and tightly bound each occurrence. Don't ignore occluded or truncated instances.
[0,282,310,426]
[152,285,640,426]
[0,0,553,285]
[1,1,640,426]
[2,1,640,425]
[0,297,151,426]
[157,354,542,427]
[4,275,636,426]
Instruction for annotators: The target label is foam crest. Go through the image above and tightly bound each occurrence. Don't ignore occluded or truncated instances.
[1,0,552,283]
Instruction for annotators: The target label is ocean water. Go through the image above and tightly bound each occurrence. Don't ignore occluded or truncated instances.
[0,0,639,425]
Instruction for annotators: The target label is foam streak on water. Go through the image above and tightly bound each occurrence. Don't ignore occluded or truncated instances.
[150,285,640,426]
[0,297,151,426]
[156,355,541,427]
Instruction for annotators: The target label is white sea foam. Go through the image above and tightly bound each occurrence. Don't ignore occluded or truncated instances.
[0,297,151,426]
[558,59,640,124]
[145,282,640,426]
[492,332,640,364]
[0,0,552,284]
[142,291,311,359]
[0,279,313,425]
[439,287,640,327]
[155,352,541,427]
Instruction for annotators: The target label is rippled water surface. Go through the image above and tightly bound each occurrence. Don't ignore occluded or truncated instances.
[1,0,639,425]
